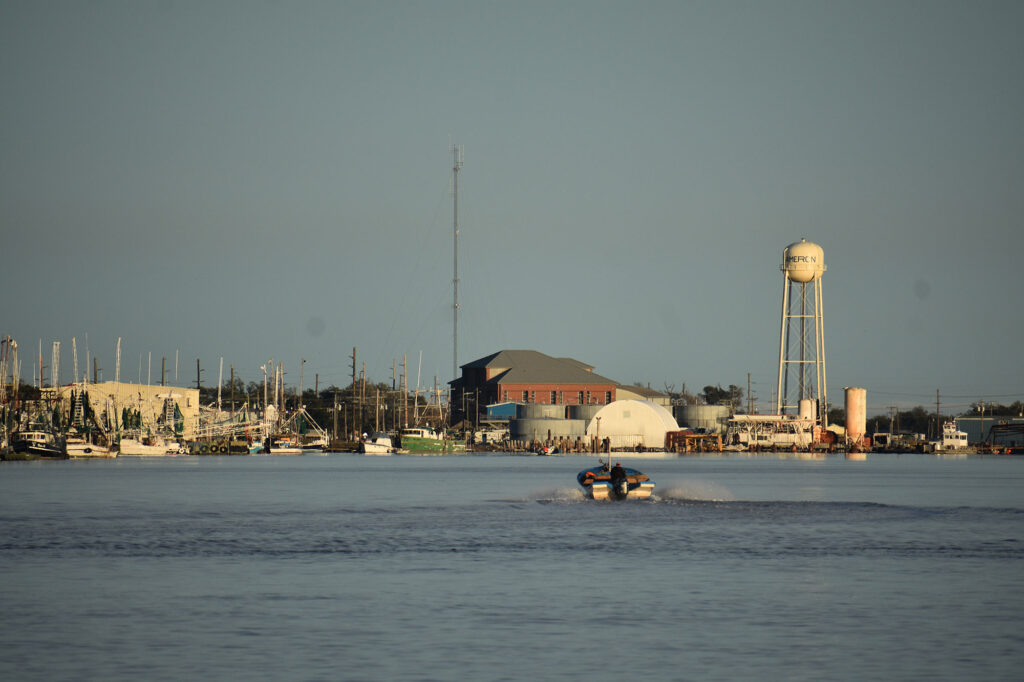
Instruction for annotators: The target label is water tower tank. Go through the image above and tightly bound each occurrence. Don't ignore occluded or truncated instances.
[781,239,826,283]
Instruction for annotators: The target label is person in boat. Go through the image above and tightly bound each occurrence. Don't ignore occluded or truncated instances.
[610,462,627,488]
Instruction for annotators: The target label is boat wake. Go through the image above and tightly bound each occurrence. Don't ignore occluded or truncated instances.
[654,480,737,502]
[531,486,587,503]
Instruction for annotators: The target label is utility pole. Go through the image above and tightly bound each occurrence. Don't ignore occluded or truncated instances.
[359,362,366,436]
[350,347,357,439]
[979,399,985,445]
[332,389,339,440]
[935,389,941,439]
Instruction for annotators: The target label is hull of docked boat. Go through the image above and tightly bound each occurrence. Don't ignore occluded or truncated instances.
[577,460,655,501]
[66,437,116,458]
[118,437,186,456]
[397,427,467,455]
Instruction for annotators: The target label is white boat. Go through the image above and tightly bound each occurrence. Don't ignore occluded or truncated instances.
[724,414,815,450]
[119,436,184,456]
[931,419,974,454]
[66,437,116,458]
[359,432,395,455]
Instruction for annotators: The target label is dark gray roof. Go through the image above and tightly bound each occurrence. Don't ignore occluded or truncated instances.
[462,350,617,386]
[618,385,669,399]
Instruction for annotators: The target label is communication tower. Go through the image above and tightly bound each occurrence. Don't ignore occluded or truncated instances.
[776,239,827,424]
[451,143,463,386]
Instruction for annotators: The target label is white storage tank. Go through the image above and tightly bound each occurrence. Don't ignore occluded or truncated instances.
[845,387,867,443]
[798,399,816,421]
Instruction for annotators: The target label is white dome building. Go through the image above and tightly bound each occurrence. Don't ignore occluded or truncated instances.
[585,400,679,451]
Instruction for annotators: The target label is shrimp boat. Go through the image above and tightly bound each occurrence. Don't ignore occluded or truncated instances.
[66,436,116,458]
[577,460,655,501]
[397,427,466,454]
[8,430,67,460]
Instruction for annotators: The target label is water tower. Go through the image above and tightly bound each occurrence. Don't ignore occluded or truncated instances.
[776,239,827,424]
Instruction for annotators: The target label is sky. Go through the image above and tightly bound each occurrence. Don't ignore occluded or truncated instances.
[2,0,1022,416]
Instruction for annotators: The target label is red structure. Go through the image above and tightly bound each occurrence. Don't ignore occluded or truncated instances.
[450,350,618,421]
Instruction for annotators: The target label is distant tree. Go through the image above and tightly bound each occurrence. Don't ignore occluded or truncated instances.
[968,400,1024,417]
[828,407,845,426]
[899,406,932,435]
[702,384,743,408]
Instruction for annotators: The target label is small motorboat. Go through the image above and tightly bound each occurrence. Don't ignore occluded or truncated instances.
[359,432,395,455]
[577,460,654,501]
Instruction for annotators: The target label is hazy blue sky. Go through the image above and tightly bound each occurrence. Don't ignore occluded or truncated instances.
[3,1,1022,414]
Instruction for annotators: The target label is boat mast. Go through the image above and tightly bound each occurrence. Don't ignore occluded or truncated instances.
[451,143,463,386]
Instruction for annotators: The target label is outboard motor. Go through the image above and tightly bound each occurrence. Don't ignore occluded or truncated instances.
[615,478,630,499]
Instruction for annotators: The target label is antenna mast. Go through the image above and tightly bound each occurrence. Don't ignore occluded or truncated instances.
[451,143,463,385]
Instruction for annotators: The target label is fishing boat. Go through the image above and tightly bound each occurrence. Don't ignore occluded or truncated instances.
[398,427,466,455]
[359,432,395,455]
[118,436,184,456]
[7,430,67,460]
[577,460,655,501]
[66,437,116,458]
[248,436,304,455]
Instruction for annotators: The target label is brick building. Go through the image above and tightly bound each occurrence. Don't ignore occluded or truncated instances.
[450,350,618,421]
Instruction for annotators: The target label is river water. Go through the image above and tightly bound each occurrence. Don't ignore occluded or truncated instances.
[1,452,1022,681]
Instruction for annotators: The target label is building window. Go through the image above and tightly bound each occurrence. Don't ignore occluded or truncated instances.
[522,390,528,403]
[559,392,564,404]
[605,391,612,404]
[503,391,508,402]
[577,391,584,404]
[531,391,536,403]
[550,391,556,404]
[586,391,591,404]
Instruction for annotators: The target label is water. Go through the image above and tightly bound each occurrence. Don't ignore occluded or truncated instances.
[1,453,1022,681]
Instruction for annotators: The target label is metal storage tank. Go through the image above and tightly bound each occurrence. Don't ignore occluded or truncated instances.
[516,404,566,419]
[675,405,731,434]
[798,399,816,421]
[845,387,867,443]
[509,418,586,441]
[567,404,602,424]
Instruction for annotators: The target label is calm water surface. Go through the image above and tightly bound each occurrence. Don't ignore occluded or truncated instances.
[1,453,1022,681]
